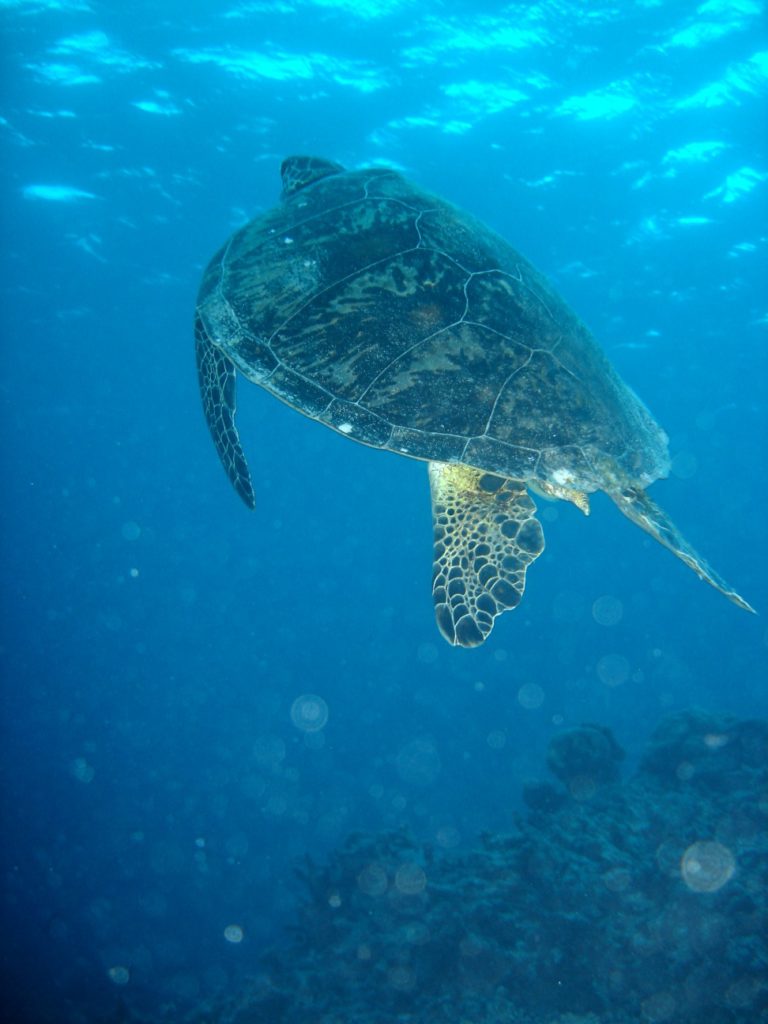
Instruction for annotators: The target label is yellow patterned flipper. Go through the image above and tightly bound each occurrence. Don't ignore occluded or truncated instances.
[428,462,545,647]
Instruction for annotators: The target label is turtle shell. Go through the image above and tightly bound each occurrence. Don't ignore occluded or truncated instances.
[196,156,669,494]
[195,157,753,642]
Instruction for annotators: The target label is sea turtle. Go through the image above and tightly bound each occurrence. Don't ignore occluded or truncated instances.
[195,155,753,647]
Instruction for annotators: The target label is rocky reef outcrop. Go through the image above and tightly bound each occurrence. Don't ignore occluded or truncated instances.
[211,710,768,1024]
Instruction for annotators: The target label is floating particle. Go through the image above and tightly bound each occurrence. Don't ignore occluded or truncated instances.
[726,977,762,1009]
[303,730,326,750]
[290,694,329,733]
[252,735,286,767]
[70,757,95,783]
[357,862,388,897]
[552,590,585,623]
[225,833,249,859]
[403,921,430,944]
[108,965,130,985]
[596,653,630,687]
[264,795,287,816]
[121,521,141,541]
[671,451,698,479]
[641,990,676,1021]
[602,867,631,892]
[681,841,735,892]
[169,971,200,999]
[417,641,438,664]
[517,682,544,709]
[592,594,624,626]
[388,965,415,991]
[703,732,729,750]
[435,826,461,849]
[395,738,441,785]
[395,862,427,895]
[223,924,244,944]
[569,774,597,801]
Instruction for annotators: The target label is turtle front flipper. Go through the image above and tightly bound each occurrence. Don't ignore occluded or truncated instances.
[609,486,754,613]
[195,315,255,509]
[428,463,545,647]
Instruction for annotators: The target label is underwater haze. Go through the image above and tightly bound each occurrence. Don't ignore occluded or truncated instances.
[1,1,767,1022]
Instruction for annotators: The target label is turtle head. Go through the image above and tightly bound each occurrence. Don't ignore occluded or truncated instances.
[280,155,345,197]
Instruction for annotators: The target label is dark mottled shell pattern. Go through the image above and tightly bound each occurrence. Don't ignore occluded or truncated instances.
[197,163,669,492]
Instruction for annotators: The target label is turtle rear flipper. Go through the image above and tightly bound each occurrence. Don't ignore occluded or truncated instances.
[195,316,255,509]
[429,462,545,647]
[609,486,754,612]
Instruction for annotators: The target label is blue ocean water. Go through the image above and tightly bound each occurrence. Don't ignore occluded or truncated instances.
[1,1,766,1021]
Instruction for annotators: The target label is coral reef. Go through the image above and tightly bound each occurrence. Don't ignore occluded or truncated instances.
[546,723,625,790]
[207,711,768,1024]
